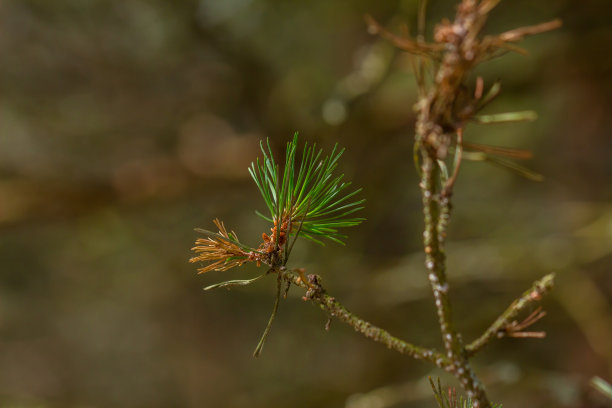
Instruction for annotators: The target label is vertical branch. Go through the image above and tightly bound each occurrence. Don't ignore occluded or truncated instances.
[419,148,491,407]
[420,153,455,354]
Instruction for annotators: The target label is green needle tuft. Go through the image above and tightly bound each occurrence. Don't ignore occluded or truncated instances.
[249,133,365,245]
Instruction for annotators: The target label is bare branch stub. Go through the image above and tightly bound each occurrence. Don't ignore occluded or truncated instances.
[467,273,555,356]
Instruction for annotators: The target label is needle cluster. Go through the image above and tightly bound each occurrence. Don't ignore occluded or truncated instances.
[249,133,365,246]
[190,134,364,276]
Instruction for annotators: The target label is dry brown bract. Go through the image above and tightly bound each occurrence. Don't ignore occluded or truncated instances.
[257,217,290,255]
[190,216,293,273]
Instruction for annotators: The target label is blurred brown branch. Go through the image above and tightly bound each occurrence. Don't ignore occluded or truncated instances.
[368,0,561,406]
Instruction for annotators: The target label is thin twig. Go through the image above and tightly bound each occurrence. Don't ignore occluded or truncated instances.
[365,14,442,57]
[284,270,451,369]
[466,273,555,356]
[420,154,490,406]
[253,273,283,357]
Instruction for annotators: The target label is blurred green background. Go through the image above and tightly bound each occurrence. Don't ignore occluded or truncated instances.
[0,0,610,407]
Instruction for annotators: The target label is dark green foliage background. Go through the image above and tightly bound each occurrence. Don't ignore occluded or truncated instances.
[0,0,610,406]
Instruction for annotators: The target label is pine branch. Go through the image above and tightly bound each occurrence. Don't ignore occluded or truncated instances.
[283,269,451,369]
[420,154,491,407]
[387,0,561,405]
[193,2,560,407]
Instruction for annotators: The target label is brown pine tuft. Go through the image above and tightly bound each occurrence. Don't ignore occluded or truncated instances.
[190,219,252,274]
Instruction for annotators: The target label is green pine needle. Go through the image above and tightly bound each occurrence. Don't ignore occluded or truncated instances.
[203,272,268,291]
[249,133,365,245]
[461,151,544,182]
[473,110,537,124]
[429,377,503,408]
[591,376,612,400]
